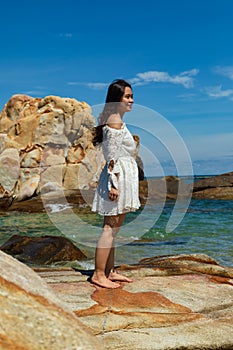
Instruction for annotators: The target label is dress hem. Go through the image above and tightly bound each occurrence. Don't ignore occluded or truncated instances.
[91,206,140,216]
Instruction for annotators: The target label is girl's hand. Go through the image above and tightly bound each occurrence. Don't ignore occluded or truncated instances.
[109,187,119,201]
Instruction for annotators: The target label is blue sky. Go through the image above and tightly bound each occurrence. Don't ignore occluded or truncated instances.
[1,0,233,175]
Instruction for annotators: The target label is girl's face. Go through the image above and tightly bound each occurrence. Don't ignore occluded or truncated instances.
[120,86,134,113]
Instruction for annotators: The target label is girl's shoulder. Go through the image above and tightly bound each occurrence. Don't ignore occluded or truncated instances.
[106,114,124,130]
[104,122,126,132]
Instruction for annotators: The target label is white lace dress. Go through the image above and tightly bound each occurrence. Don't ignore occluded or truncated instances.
[92,123,140,216]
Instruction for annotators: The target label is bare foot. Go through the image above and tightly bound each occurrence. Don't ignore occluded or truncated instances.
[91,276,120,289]
[109,271,133,283]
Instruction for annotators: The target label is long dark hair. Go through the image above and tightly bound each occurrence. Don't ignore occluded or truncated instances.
[93,79,132,145]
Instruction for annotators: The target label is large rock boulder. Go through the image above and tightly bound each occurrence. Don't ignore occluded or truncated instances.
[0,94,99,203]
[0,94,145,208]
[0,250,101,350]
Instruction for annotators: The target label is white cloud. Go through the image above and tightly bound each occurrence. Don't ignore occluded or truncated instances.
[213,65,233,80]
[68,68,199,91]
[86,83,108,90]
[24,90,45,96]
[205,68,233,100]
[67,82,108,89]
[204,85,233,98]
[133,68,199,88]
[177,93,197,100]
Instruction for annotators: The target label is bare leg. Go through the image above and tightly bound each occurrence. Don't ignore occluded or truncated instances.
[105,246,115,277]
[92,213,132,288]
[105,213,126,277]
[107,214,133,283]
[91,223,120,288]
[105,244,133,282]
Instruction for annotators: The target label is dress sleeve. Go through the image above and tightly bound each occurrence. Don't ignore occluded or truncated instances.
[103,126,124,190]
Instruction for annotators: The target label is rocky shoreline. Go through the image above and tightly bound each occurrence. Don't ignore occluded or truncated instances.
[0,94,233,349]
[0,250,232,350]
[192,171,233,199]
[1,172,233,214]
[0,94,233,214]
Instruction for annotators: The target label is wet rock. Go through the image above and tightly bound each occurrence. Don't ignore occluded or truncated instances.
[0,250,101,350]
[7,189,93,213]
[0,194,14,210]
[0,235,87,265]
[6,177,191,214]
[3,175,191,213]
[139,176,192,204]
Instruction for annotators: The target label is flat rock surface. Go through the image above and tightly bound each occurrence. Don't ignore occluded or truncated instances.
[0,250,101,350]
[36,254,233,350]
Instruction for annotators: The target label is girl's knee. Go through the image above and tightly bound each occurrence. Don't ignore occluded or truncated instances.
[103,225,118,238]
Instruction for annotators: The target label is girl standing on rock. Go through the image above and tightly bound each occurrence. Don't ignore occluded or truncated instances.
[91,79,140,288]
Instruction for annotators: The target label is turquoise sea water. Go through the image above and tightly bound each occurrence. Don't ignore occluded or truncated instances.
[0,196,232,268]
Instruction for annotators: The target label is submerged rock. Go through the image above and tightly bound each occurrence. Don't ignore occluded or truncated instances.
[0,235,87,265]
